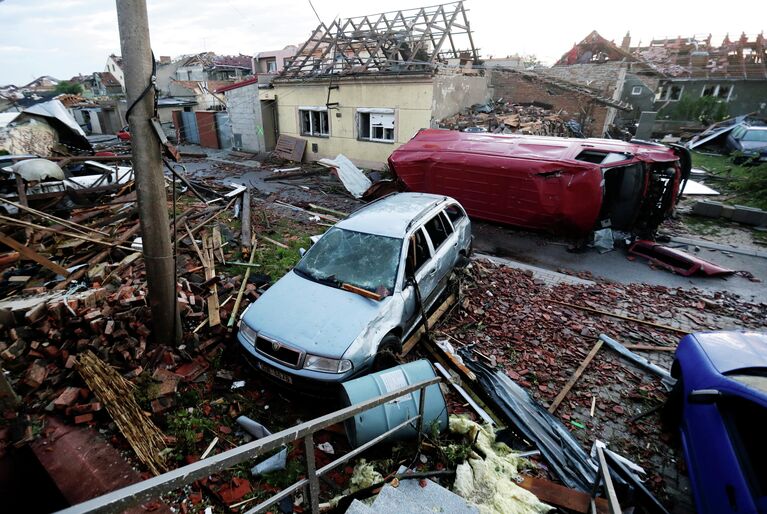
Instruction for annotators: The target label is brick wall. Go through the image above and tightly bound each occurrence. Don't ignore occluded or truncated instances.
[491,70,608,137]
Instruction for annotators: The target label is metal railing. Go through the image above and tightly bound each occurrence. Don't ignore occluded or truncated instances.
[56,376,441,514]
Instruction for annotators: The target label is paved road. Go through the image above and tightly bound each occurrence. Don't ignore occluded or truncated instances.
[472,221,767,304]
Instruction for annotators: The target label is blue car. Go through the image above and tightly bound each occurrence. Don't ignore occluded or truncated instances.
[669,331,767,514]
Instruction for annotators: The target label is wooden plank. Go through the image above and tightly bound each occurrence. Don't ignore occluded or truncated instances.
[202,235,220,327]
[211,225,224,264]
[548,339,603,414]
[624,344,676,352]
[548,299,688,335]
[261,235,289,249]
[240,189,251,255]
[53,223,141,291]
[400,294,455,356]
[274,135,306,162]
[0,233,69,276]
[518,476,608,514]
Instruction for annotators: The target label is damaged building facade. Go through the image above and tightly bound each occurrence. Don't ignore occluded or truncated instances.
[262,1,489,168]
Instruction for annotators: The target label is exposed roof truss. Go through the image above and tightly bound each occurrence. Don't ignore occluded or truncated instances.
[281,1,477,78]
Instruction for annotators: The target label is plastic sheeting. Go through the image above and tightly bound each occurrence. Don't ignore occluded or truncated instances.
[318,154,372,198]
[461,352,598,492]
[4,158,64,181]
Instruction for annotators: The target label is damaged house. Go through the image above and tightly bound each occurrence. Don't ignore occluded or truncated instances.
[634,33,767,123]
[542,30,664,133]
[261,1,489,168]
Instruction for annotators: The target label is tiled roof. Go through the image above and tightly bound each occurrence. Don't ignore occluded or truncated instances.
[100,72,122,87]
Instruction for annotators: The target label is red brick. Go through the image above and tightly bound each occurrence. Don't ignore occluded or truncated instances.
[54,387,82,408]
[74,413,94,424]
[23,361,48,389]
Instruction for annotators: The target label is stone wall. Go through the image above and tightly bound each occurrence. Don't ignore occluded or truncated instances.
[490,70,608,137]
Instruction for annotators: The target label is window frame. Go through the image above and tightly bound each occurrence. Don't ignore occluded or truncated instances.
[357,108,395,143]
[631,85,643,96]
[656,84,683,102]
[423,213,453,252]
[298,107,330,138]
[701,83,734,102]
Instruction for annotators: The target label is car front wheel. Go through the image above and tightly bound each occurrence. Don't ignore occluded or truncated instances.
[372,333,401,372]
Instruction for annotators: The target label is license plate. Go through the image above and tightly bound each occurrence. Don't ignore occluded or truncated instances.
[257,361,293,384]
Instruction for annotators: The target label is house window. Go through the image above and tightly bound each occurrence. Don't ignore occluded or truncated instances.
[656,84,683,102]
[631,85,643,95]
[358,109,395,143]
[701,84,733,101]
[266,59,277,73]
[299,107,329,137]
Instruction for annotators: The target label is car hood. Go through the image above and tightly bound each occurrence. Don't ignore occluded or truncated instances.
[241,270,390,358]
[693,331,767,373]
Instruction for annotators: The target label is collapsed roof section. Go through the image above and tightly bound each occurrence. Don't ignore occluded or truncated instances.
[280,1,478,79]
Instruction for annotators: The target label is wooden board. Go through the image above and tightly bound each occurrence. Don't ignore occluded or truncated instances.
[202,234,221,327]
[0,233,69,276]
[548,339,603,413]
[518,476,608,514]
[400,294,455,356]
[274,135,307,162]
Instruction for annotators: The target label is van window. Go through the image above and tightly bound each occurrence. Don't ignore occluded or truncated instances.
[445,203,465,223]
[424,214,451,249]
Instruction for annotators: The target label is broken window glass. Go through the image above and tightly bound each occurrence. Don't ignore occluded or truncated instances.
[358,110,395,142]
[424,214,451,249]
[669,85,683,101]
[407,228,431,274]
[294,227,402,295]
[299,109,329,137]
[445,203,466,223]
[717,85,732,100]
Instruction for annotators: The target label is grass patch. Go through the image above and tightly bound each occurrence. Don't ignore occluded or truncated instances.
[691,152,767,210]
[252,218,313,281]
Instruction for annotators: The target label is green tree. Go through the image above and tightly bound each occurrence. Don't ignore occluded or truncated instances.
[54,81,83,95]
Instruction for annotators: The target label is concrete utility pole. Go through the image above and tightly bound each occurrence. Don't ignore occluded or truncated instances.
[116,0,181,344]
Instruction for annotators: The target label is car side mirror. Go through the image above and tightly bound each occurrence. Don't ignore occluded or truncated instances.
[299,247,306,257]
[688,389,724,404]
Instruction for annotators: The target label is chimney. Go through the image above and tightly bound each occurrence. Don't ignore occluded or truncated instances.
[159,56,171,64]
[621,31,631,51]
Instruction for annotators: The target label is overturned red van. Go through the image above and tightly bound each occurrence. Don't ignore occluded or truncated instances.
[388,129,690,237]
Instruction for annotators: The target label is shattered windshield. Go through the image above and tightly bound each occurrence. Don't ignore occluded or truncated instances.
[294,227,402,297]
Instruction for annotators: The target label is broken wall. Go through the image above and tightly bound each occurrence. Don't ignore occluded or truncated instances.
[268,75,434,169]
[540,63,660,125]
[490,70,608,137]
[431,70,491,122]
[225,83,267,153]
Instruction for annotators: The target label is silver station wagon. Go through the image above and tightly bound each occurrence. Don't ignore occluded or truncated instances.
[237,193,472,386]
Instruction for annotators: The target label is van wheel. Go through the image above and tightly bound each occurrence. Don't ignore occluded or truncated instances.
[372,334,401,372]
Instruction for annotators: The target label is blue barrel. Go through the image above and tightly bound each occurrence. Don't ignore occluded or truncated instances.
[340,360,448,448]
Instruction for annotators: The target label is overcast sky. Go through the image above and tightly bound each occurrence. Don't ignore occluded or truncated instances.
[0,0,764,86]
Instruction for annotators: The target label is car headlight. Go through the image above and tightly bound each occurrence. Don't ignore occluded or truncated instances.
[240,323,257,345]
[303,354,353,374]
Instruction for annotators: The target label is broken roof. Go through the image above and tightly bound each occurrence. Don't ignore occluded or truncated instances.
[631,32,767,79]
[556,30,638,66]
[99,72,122,88]
[179,52,253,70]
[279,1,477,79]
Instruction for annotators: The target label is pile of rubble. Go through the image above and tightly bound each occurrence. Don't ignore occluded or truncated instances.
[438,100,576,137]
[441,260,767,508]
